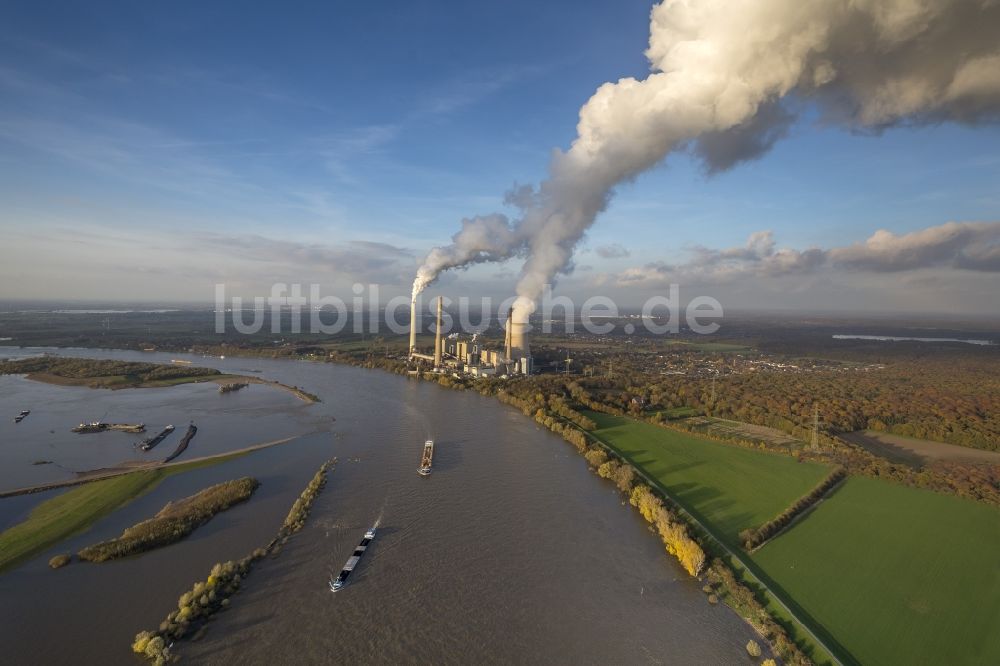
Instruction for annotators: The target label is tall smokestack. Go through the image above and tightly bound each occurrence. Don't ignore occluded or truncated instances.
[434,297,443,368]
[504,306,512,363]
[409,299,417,355]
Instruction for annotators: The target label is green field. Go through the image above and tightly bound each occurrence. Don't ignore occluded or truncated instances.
[657,405,701,419]
[752,477,1000,666]
[588,413,830,545]
[588,413,1000,666]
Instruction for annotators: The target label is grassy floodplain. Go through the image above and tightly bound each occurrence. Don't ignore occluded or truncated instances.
[588,412,831,546]
[588,413,1000,665]
[0,451,254,573]
[753,476,1000,666]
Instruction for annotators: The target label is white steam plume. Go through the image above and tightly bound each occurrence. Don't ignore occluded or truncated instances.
[411,213,524,300]
[418,0,1000,322]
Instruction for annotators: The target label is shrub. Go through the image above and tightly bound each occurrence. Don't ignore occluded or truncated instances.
[48,553,71,569]
[747,639,762,657]
[144,635,166,659]
[584,448,608,468]
[628,484,705,576]
[132,631,153,654]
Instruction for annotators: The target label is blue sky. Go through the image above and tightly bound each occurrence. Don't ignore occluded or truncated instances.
[1,1,998,313]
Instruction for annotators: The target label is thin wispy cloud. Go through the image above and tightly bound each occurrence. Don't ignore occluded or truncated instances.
[197,233,414,284]
[594,243,630,259]
[416,63,551,117]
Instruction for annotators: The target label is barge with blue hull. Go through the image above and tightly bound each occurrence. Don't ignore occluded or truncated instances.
[330,527,376,591]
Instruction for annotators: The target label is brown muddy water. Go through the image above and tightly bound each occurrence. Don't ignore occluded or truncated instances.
[0,348,766,665]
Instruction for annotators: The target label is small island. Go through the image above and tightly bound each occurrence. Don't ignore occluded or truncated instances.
[78,477,259,562]
[0,356,319,403]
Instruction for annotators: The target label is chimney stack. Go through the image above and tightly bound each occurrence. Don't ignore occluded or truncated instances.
[409,298,417,355]
[504,306,513,363]
[434,296,443,368]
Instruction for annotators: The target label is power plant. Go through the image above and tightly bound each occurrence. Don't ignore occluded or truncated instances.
[408,298,532,376]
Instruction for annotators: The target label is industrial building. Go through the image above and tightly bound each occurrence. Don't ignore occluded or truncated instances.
[409,297,533,376]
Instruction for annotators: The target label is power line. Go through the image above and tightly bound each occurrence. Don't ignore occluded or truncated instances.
[812,403,820,450]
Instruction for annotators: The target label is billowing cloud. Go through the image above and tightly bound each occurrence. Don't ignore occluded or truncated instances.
[413,0,1000,322]
[829,222,1000,272]
[615,221,1000,286]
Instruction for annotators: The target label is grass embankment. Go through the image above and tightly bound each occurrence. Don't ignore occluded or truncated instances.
[78,477,259,562]
[753,477,1000,666]
[0,450,255,573]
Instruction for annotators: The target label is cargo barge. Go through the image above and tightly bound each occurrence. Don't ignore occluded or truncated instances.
[330,526,376,591]
[163,423,197,463]
[419,439,434,476]
[138,424,175,451]
[72,421,146,434]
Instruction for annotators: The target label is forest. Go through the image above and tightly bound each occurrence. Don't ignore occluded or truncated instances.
[544,347,1000,451]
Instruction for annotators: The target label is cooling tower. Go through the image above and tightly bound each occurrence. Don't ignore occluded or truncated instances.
[434,296,443,367]
[510,320,529,360]
[409,299,417,354]
[504,307,529,362]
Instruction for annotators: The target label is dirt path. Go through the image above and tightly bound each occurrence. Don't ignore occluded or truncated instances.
[841,430,1000,465]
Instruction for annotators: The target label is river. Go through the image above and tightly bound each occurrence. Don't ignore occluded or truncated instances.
[0,347,765,664]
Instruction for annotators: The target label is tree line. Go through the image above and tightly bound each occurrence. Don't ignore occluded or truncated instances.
[739,467,846,551]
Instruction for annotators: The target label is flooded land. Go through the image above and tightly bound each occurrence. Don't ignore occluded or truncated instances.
[0,347,764,664]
